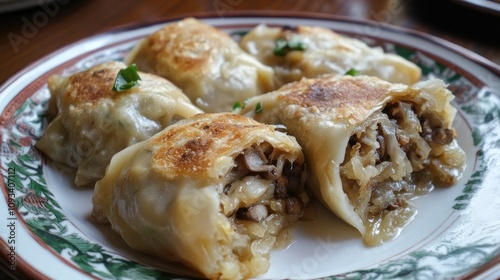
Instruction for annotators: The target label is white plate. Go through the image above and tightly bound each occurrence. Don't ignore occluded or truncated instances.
[1,13,499,280]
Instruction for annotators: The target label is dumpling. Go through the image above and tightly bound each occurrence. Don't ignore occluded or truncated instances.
[239,74,466,245]
[91,113,310,280]
[125,18,277,113]
[36,61,203,187]
[240,24,421,85]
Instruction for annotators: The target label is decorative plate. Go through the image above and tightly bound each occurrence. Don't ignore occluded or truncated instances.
[1,13,499,280]
[452,0,500,15]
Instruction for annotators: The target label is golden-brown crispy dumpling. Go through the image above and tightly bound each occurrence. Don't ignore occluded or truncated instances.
[36,61,203,186]
[92,113,309,279]
[240,74,465,245]
[240,24,421,85]
[125,18,278,113]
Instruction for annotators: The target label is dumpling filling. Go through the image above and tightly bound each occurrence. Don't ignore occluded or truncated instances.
[340,101,465,245]
[218,142,309,276]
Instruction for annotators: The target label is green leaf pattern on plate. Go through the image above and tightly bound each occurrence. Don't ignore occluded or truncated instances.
[1,93,181,279]
[332,241,499,279]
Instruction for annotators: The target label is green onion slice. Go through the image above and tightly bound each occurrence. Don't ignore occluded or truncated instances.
[255,102,263,114]
[112,64,141,91]
[345,68,360,76]
[287,36,307,50]
[243,97,252,107]
[232,101,242,111]
[273,36,307,56]
[273,39,289,56]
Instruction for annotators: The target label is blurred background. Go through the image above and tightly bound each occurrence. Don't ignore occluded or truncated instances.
[0,0,498,85]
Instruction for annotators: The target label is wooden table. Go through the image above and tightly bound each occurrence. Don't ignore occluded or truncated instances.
[0,0,498,85]
[0,0,498,279]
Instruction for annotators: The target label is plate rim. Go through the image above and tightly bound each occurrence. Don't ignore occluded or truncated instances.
[1,10,499,93]
[1,11,499,280]
[451,0,500,16]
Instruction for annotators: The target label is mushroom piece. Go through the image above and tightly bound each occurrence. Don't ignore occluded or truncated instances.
[285,197,303,215]
[431,128,454,145]
[272,124,288,133]
[242,147,280,180]
[375,132,386,163]
[282,162,303,195]
[421,115,454,145]
[274,176,288,199]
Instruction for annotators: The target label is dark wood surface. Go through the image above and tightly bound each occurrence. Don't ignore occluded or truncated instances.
[0,0,499,279]
[0,0,499,85]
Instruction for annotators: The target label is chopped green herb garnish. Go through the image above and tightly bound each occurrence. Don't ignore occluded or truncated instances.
[273,36,307,56]
[345,68,360,76]
[232,101,242,111]
[255,102,263,114]
[274,39,289,56]
[243,97,252,107]
[287,36,307,50]
[232,98,252,112]
[112,64,141,91]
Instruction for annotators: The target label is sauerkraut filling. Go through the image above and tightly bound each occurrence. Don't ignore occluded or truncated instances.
[340,101,465,245]
[218,142,309,274]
